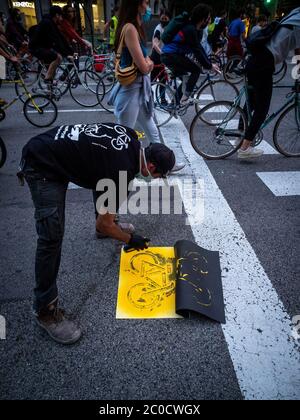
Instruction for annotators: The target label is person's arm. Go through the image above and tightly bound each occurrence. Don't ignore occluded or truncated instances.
[124,24,153,74]
[184,26,212,69]
[241,21,246,40]
[0,45,18,62]
[152,29,161,55]
[104,20,111,35]
[96,213,131,242]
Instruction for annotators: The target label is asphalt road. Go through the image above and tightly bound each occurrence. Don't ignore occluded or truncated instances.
[0,61,299,400]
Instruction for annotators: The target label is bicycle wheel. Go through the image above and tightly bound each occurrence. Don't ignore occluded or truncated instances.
[0,136,7,169]
[273,61,287,85]
[99,70,116,94]
[190,100,246,159]
[23,95,58,127]
[194,80,239,114]
[38,65,69,97]
[152,82,177,127]
[223,56,245,84]
[273,104,300,157]
[96,77,114,113]
[69,70,101,107]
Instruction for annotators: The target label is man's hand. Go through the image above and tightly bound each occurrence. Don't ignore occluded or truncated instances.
[212,63,221,74]
[9,56,19,64]
[146,57,154,73]
[126,234,150,251]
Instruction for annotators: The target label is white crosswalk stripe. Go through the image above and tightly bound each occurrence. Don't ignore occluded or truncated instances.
[156,110,300,400]
[257,171,300,196]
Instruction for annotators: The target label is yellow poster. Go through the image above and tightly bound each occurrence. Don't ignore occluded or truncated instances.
[116,247,182,319]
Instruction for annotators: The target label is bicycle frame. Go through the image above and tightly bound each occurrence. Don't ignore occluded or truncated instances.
[233,78,299,131]
[1,75,42,113]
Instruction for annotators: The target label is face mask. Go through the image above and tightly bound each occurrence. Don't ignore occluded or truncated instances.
[160,20,169,28]
[142,7,152,23]
[137,148,154,183]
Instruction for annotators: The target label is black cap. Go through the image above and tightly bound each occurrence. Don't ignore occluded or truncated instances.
[145,143,175,177]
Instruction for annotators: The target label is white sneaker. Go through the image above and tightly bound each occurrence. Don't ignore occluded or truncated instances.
[238,146,264,159]
[169,162,186,173]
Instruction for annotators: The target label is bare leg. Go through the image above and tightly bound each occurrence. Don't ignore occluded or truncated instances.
[45,54,62,81]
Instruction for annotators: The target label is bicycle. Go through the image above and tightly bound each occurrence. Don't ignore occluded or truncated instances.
[0,136,7,168]
[0,66,57,128]
[150,63,239,127]
[127,251,176,311]
[224,54,288,85]
[189,77,300,159]
[36,54,104,107]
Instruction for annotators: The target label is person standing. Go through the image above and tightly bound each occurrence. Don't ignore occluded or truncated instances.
[109,0,159,144]
[104,6,119,52]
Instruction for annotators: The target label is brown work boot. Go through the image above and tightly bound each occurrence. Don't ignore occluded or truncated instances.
[36,304,82,345]
[96,221,135,239]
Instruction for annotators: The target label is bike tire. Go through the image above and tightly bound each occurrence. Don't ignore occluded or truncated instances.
[273,61,287,85]
[23,94,58,128]
[273,104,300,157]
[223,55,245,84]
[152,82,177,127]
[0,136,7,169]
[38,65,70,97]
[190,100,247,160]
[69,69,101,107]
[194,80,239,114]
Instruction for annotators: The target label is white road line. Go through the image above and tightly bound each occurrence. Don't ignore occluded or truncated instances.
[68,182,82,190]
[257,171,300,196]
[156,111,300,400]
[258,140,279,155]
[199,94,214,100]
[26,108,107,114]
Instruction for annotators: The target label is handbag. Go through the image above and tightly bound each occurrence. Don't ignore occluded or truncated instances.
[115,24,138,86]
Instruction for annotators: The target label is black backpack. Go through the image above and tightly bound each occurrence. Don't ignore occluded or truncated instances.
[161,12,190,44]
[246,10,298,54]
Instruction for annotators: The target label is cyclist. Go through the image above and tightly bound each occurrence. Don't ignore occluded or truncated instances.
[238,7,300,159]
[18,123,175,345]
[227,10,246,58]
[251,15,268,35]
[29,6,73,86]
[5,8,28,53]
[208,10,228,53]
[150,9,171,103]
[161,4,219,105]
[150,9,171,83]
[59,6,92,55]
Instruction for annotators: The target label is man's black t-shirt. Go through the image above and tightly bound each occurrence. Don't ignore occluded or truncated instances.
[22,123,141,191]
